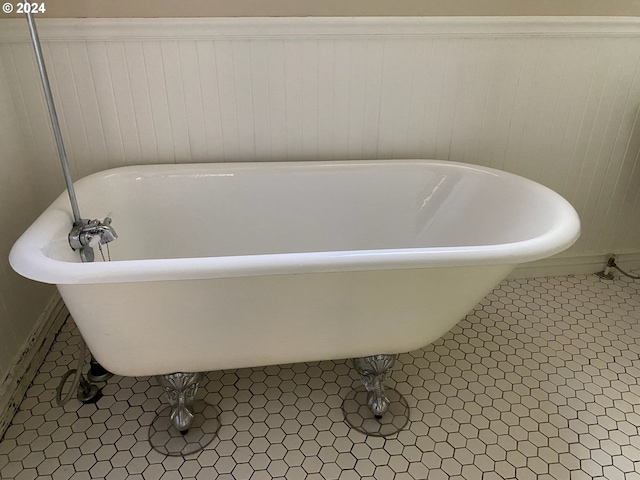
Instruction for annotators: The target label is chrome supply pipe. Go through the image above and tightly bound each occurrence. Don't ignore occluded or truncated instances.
[24,4,118,262]
[24,4,82,225]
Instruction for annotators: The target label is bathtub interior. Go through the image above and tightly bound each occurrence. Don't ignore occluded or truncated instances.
[42,161,563,263]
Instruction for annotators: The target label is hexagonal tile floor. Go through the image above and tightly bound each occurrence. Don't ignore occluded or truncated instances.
[1,272,639,480]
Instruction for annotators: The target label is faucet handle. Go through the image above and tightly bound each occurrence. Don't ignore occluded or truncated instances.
[88,234,101,248]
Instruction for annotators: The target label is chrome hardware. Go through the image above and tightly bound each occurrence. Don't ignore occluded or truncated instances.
[352,354,397,418]
[25,8,119,263]
[69,217,118,263]
[155,372,204,433]
[25,0,116,411]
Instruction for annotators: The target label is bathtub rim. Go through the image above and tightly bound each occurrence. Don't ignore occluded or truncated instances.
[9,159,581,285]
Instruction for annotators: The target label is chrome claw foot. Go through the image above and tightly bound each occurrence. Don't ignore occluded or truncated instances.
[344,354,409,436]
[150,372,219,455]
[352,354,397,418]
[155,372,203,432]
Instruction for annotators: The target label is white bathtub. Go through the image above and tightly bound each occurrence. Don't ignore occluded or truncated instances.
[10,160,580,377]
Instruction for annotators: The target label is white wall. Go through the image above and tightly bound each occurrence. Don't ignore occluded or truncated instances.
[0,49,57,386]
[1,16,640,399]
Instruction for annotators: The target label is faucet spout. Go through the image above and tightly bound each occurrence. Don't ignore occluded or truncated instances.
[93,217,118,244]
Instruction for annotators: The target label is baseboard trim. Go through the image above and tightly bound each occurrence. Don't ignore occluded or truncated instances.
[0,293,67,439]
[509,252,640,279]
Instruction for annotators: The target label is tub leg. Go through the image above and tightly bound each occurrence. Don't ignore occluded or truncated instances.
[155,372,203,433]
[149,371,220,456]
[343,354,410,437]
[352,354,397,418]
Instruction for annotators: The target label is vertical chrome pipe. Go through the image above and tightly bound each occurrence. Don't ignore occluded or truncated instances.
[24,4,82,225]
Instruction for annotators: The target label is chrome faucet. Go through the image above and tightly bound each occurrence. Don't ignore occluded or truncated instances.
[69,217,118,262]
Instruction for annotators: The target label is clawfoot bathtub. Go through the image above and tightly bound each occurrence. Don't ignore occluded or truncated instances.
[10,160,580,436]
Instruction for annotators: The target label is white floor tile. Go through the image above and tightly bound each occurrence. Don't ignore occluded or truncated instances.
[1,273,639,479]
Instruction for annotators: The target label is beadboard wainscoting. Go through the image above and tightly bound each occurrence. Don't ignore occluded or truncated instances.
[1,16,640,433]
[2,18,640,257]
